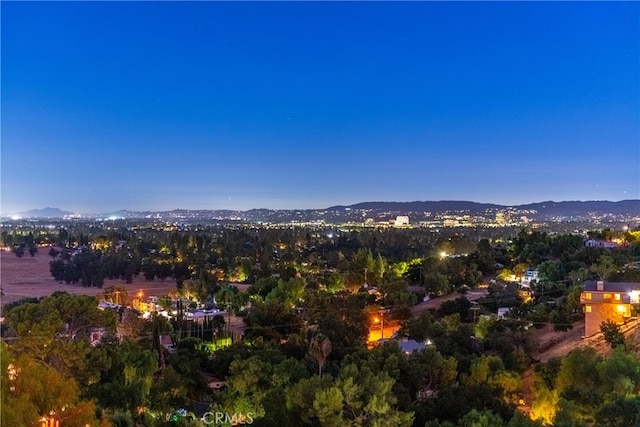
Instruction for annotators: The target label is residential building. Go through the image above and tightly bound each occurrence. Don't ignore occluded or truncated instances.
[394,216,410,226]
[521,269,538,287]
[584,239,618,249]
[580,281,640,337]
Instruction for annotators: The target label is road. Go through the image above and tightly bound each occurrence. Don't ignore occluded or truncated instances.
[410,290,488,317]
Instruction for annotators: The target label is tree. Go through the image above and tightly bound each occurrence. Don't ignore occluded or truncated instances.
[567,267,589,287]
[49,246,59,258]
[594,397,640,427]
[118,308,143,341]
[466,355,521,406]
[406,346,458,401]
[87,340,158,414]
[287,363,414,426]
[591,254,617,281]
[472,238,496,274]
[513,263,528,281]
[243,300,304,342]
[309,334,332,377]
[300,293,369,361]
[424,272,451,296]
[13,245,25,258]
[600,320,625,349]
[551,348,602,425]
[551,307,573,332]
[508,412,545,427]
[458,409,505,427]
[286,375,334,425]
[3,293,117,378]
[218,355,307,425]
[266,277,306,307]
[437,297,473,323]
[372,253,386,285]
[1,343,103,427]
[498,269,516,282]
[596,346,640,396]
[326,272,345,293]
[50,259,66,281]
[379,278,416,307]
[565,285,584,314]
[537,261,564,283]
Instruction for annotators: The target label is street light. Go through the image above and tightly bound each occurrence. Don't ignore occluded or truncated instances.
[378,309,385,340]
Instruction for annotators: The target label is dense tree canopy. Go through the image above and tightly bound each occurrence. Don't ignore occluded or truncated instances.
[3,221,640,426]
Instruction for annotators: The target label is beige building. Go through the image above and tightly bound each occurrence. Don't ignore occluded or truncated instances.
[580,281,640,337]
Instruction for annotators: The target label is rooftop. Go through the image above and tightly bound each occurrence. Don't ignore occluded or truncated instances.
[583,281,640,292]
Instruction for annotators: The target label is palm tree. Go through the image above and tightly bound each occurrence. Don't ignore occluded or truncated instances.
[216,284,237,335]
[309,334,332,377]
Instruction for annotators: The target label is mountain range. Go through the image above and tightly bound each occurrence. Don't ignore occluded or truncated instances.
[15,207,74,218]
[5,200,639,223]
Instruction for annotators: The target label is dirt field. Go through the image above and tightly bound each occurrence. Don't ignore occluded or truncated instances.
[0,247,180,307]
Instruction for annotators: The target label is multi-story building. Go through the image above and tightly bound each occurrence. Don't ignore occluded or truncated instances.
[394,216,410,226]
[580,281,640,337]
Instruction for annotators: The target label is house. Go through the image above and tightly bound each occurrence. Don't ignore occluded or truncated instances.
[584,239,618,249]
[497,307,511,319]
[205,375,226,391]
[521,269,538,287]
[185,308,226,323]
[580,281,640,337]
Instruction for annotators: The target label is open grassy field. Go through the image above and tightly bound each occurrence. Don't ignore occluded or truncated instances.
[0,247,179,307]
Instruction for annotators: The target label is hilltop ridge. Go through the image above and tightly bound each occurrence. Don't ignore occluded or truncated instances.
[4,199,638,224]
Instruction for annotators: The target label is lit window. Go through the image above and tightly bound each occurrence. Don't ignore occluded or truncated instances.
[585,305,592,313]
[604,293,611,299]
[584,293,592,300]
[614,294,621,301]
[617,305,626,313]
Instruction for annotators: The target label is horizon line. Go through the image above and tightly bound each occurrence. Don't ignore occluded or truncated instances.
[3,198,639,216]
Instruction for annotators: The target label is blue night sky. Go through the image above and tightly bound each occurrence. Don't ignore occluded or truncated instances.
[2,2,639,214]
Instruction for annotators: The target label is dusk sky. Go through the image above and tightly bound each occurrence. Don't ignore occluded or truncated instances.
[2,2,639,214]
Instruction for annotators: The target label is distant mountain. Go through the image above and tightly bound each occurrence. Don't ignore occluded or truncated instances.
[19,207,74,218]
[328,200,503,212]
[8,200,639,222]
[518,200,640,217]
[329,200,639,220]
